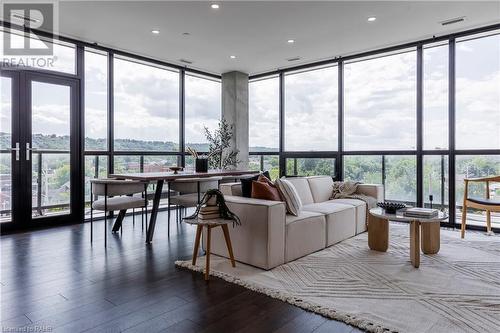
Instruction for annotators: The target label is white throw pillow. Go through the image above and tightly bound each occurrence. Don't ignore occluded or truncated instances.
[275,178,302,216]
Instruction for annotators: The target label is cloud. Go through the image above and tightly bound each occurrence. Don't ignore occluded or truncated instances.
[249,39,499,152]
[184,75,221,144]
[249,77,279,149]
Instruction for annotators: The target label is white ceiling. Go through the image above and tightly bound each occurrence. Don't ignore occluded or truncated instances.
[51,1,500,75]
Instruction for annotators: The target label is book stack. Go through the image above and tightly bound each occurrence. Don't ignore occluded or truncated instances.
[198,205,220,220]
[403,207,439,218]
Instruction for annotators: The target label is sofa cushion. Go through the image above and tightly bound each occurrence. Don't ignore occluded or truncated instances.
[302,201,353,215]
[307,176,334,203]
[276,178,302,216]
[328,198,367,234]
[285,209,324,224]
[285,211,326,261]
[303,202,356,246]
[285,177,314,205]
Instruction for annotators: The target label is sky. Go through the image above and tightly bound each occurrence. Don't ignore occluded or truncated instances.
[86,53,221,149]
[249,34,500,152]
[1,31,499,153]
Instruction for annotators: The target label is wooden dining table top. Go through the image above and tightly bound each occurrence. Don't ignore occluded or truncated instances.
[109,169,259,181]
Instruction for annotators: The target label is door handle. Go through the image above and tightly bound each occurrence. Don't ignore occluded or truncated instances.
[26,143,31,161]
[10,142,20,161]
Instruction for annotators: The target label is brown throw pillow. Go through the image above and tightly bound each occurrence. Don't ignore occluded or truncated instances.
[257,174,274,185]
[251,180,282,201]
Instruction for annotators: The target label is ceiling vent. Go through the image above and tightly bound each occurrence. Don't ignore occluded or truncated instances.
[180,59,193,64]
[287,56,301,62]
[440,16,465,26]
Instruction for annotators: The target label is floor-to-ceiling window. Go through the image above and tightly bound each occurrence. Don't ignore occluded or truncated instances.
[248,28,499,233]
[84,48,108,215]
[249,76,280,179]
[455,33,500,229]
[344,50,417,205]
[1,29,80,224]
[113,56,180,177]
[1,27,222,229]
[0,76,13,223]
[344,51,416,151]
[114,57,180,152]
[283,65,338,177]
[184,74,221,168]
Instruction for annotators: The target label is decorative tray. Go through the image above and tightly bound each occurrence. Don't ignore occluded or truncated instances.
[377,202,406,214]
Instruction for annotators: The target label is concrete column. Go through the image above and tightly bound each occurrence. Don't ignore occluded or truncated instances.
[221,71,249,169]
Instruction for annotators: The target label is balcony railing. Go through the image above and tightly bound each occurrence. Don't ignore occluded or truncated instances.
[1,151,498,229]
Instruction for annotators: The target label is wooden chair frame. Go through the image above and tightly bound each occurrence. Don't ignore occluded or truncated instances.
[461,176,500,238]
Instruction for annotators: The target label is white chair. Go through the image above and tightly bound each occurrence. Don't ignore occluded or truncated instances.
[169,177,222,235]
[90,179,148,247]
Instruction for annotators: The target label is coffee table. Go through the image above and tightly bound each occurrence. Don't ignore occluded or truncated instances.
[183,217,236,281]
[368,207,448,268]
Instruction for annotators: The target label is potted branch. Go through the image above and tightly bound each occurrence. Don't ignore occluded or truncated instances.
[204,119,239,170]
[187,147,209,173]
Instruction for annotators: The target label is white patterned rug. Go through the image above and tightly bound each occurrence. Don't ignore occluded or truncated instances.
[175,224,500,333]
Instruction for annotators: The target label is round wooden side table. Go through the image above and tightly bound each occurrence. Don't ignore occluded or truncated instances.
[368,208,448,268]
[183,217,236,281]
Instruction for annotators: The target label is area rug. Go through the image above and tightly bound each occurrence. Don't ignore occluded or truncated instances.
[175,224,500,333]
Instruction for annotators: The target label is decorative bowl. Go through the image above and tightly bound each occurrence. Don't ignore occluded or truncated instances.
[377,202,406,214]
[169,166,183,174]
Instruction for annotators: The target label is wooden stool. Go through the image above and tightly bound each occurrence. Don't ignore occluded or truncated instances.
[184,218,235,281]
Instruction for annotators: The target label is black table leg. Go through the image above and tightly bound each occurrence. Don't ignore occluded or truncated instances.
[146,180,163,243]
[167,181,171,237]
[112,209,127,232]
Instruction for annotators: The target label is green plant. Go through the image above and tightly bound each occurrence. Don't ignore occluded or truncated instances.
[204,119,239,170]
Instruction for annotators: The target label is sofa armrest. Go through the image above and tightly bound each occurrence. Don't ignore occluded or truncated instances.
[220,182,242,196]
[356,184,384,202]
[203,196,286,270]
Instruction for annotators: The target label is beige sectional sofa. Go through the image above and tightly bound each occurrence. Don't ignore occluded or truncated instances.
[202,176,384,270]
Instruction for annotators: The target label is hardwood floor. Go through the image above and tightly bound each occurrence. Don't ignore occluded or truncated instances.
[1,211,363,333]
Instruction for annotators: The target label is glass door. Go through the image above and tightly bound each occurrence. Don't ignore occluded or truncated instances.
[1,70,82,228]
[0,72,20,224]
[25,73,81,225]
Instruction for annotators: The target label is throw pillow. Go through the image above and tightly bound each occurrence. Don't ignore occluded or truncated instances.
[251,180,282,201]
[275,178,302,216]
[241,171,271,198]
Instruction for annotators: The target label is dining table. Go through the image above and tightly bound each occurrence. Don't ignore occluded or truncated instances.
[109,169,259,243]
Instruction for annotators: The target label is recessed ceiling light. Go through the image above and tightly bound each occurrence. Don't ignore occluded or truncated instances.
[182,32,191,36]
[230,55,236,59]
[151,29,160,34]
[367,17,377,22]
[211,3,220,9]
[287,39,295,44]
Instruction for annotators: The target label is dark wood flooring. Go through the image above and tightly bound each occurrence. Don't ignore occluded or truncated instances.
[1,211,363,333]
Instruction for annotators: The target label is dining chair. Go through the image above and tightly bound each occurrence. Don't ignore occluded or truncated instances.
[461,175,500,238]
[90,179,149,247]
[168,176,222,235]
